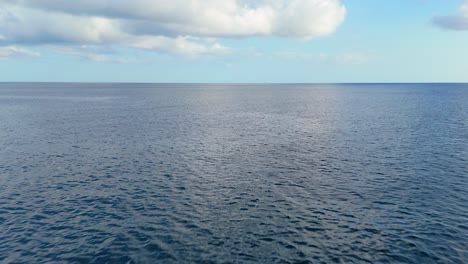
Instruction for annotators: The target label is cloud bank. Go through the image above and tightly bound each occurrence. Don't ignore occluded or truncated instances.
[433,0,468,31]
[0,0,346,57]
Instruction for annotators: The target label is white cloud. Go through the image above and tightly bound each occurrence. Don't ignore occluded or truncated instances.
[335,53,375,64]
[274,51,375,64]
[50,46,146,63]
[0,6,123,45]
[433,0,468,30]
[0,46,40,59]
[7,0,346,38]
[0,0,346,58]
[274,51,329,61]
[127,36,231,57]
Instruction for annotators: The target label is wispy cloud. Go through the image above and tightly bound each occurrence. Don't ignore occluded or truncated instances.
[273,51,375,64]
[0,46,40,60]
[273,51,329,61]
[335,53,375,64]
[433,0,468,31]
[47,45,145,63]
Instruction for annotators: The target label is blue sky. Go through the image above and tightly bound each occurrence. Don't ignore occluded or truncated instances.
[1,0,467,83]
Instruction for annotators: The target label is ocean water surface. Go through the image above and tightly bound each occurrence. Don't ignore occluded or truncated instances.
[0,83,467,263]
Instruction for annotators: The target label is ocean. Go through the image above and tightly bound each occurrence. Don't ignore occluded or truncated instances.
[0,83,467,263]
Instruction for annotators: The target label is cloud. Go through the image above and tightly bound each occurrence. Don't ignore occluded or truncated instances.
[0,0,346,58]
[47,45,140,63]
[0,46,40,59]
[274,51,375,64]
[335,53,375,64]
[128,36,231,57]
[274,51,329,61]
[7,0,346,38]
[433,0,468,30]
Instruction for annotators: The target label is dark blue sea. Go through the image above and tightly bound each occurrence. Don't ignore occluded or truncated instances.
[0,83,467,263]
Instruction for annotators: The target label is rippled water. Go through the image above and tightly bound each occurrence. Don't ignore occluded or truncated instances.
[0,83,467,263]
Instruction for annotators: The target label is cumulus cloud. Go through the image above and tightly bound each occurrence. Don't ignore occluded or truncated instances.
[0,0,346,57]
[433,0,468,30]
[6,0,346,38]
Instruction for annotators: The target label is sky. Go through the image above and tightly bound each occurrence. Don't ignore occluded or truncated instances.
[0,0,467,83]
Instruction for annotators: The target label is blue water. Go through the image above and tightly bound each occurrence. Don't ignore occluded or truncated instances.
[0,83,467,263]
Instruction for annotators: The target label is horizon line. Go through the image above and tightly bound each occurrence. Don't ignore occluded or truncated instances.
[1,82,467,85]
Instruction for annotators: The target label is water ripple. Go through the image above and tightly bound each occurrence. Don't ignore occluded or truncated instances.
[1,83,467,263]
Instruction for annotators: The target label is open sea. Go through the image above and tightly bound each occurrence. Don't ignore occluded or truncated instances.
[0,83,467,263]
